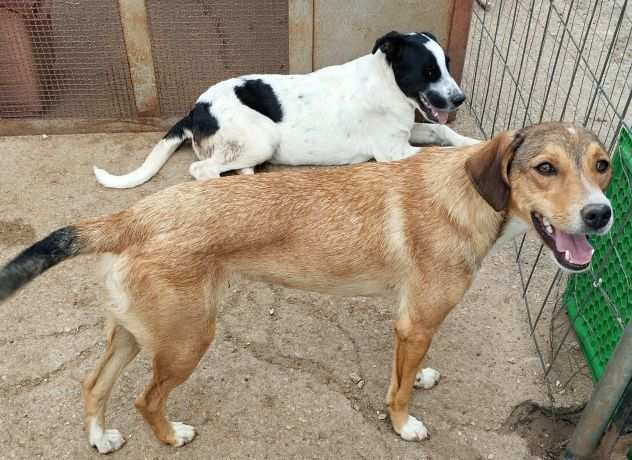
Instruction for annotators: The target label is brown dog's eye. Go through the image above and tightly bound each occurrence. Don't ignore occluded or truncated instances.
[535,162,556,176]
[596,159,609,173]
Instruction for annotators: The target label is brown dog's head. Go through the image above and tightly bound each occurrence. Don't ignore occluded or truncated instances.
[466,122,613,272]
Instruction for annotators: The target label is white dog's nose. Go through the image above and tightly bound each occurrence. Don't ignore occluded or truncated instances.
[451,91,465,107]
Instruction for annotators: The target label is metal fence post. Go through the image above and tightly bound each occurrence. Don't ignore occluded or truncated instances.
[563,322,632,459]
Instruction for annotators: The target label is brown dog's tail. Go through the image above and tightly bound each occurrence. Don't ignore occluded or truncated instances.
[0,213,130,303]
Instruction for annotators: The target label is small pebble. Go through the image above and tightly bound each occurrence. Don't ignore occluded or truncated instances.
[349,372,362,384]
[377,413,387,420]
[41,134,48,139]
[269,308,275,316]
[357,379,365,389]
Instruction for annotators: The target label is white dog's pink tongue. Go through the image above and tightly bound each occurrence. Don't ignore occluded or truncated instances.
[435,110,449,124]
[554,231,593,265]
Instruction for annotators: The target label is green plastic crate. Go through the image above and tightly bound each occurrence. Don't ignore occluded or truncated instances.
[564,127,632,381]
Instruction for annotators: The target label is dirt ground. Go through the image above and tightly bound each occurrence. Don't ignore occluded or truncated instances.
[0,111,590,459]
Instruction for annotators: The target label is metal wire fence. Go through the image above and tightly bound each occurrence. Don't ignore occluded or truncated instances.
[0,0,136,118]
[146,0,289,115]
[462,0,632,405]
[0,0,289,119]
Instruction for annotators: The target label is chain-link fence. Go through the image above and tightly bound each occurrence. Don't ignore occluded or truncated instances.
[461,0,632,433]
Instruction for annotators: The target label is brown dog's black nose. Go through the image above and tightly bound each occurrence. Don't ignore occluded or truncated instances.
[581,204,612,230]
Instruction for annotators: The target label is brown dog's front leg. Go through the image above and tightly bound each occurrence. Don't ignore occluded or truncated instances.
[386,315,433,441]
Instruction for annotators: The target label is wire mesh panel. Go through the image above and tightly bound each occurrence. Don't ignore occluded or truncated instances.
[461,0,632,403]
[146,0,289,115]
[0,0,136,119]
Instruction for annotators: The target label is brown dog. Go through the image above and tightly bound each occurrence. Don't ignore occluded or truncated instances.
[0,122,613,453]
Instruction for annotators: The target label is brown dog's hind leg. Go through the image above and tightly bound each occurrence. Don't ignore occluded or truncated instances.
[82,318,140,454]
[134,317,216,447]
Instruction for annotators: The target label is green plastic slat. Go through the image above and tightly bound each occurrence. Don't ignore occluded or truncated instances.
[564,127,632,381]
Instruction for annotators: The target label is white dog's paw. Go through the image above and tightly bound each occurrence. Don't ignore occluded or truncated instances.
[189,161,219,181]
[237,167,255,175]
[89,423,126,454]
[414,367,441,389]
[171,422,196,447]
[462,136,483,146]
[399,415,429,441]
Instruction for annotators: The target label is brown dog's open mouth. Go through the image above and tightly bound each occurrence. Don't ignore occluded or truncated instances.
[531,212,594,272]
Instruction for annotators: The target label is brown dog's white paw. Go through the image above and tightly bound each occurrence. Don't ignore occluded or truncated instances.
[399,415,429,441]
[171,422,196,447]
[414,367,441,389]
[89,420,126,454]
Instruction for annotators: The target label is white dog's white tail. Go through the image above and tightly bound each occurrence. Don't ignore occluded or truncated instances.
[93,116,193,189]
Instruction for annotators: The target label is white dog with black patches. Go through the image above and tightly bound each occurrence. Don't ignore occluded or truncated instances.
[94,31,480,189]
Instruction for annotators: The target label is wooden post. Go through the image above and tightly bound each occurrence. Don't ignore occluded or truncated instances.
[118,0,160,116]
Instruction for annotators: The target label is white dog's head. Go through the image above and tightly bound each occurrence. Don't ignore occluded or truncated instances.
[373,31,465,124]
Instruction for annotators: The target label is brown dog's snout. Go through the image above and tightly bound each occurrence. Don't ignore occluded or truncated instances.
[581,204,612,231]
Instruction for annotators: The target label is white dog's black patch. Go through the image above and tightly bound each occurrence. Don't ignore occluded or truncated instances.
[163,111,193,140]
[234,79,283,123]
[190,102,220,144]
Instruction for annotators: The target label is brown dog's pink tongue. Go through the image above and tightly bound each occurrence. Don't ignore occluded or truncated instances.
[554,231,593,265]
[436,110,449,124]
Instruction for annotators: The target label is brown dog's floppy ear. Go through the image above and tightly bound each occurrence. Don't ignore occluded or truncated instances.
[465,130,524,212]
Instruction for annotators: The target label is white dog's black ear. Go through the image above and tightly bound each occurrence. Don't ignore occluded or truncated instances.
[372,31,405,61]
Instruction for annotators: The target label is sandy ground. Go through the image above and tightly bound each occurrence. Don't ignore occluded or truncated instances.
[0,112,587,459]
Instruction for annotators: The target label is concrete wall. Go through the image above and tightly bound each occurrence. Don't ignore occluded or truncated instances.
[289,0,470,76]
[314,0,451,69]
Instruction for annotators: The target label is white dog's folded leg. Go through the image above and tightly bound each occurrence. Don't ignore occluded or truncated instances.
[189,160,221,180]
[410,123,481,147]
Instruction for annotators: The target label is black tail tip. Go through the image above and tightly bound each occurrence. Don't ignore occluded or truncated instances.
[0,226,80,303]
